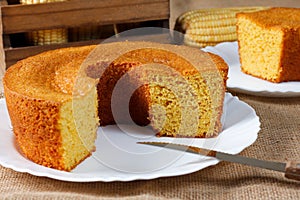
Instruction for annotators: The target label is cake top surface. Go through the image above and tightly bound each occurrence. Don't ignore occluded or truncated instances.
[84,41,220,74]
[4,45,97,101]
[4,41,222,102]
[237,7,300,29]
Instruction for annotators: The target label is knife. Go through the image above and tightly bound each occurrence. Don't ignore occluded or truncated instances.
[138,141,300,181]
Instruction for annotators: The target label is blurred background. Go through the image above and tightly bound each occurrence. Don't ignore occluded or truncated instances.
[170,0,300,29]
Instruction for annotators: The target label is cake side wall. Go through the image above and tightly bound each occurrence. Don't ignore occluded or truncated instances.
[280,27,300,82]
[3,87,66,170]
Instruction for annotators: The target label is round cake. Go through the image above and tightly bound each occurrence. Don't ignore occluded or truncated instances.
[3,41,228,171]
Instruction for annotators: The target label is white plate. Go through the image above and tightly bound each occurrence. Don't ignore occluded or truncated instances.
[202,42,300,97]
[0,93,260,182]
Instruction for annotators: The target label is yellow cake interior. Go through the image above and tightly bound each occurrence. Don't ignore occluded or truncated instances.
[237,7,300,83]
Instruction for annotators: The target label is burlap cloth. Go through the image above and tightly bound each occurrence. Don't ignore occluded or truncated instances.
[0,91,299,199]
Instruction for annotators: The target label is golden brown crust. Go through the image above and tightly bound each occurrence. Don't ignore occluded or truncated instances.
[207,52,228,85]
[237,7,300,29]
[4,45,97,100]
[4,89,65,170]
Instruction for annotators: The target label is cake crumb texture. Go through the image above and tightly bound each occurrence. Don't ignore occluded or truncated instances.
[237,7,300,83]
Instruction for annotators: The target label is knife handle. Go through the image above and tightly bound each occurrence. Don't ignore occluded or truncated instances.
[285,161,300,181]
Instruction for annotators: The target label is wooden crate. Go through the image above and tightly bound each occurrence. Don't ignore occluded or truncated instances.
[0,0,170,69]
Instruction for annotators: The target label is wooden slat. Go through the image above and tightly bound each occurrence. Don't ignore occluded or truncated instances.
[2,0,170,34]
[0,0,7,72]
[2,34,10,48]
[0,0,7,94]
[4,0,165,14]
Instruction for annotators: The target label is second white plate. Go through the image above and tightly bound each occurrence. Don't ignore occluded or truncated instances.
[202,42,300,97]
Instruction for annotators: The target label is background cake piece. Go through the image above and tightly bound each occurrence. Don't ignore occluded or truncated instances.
[236,7,300,83]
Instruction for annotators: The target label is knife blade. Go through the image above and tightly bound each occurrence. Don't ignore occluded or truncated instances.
[138,141,300,181]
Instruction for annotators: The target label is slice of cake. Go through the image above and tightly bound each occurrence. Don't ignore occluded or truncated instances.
[3,46,99,171]
[88,41,228,138]
[236,7,300,83]
[3,41,228,171]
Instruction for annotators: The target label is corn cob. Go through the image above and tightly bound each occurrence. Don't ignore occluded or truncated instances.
[20,0,68,46]
[175,7,269,48]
